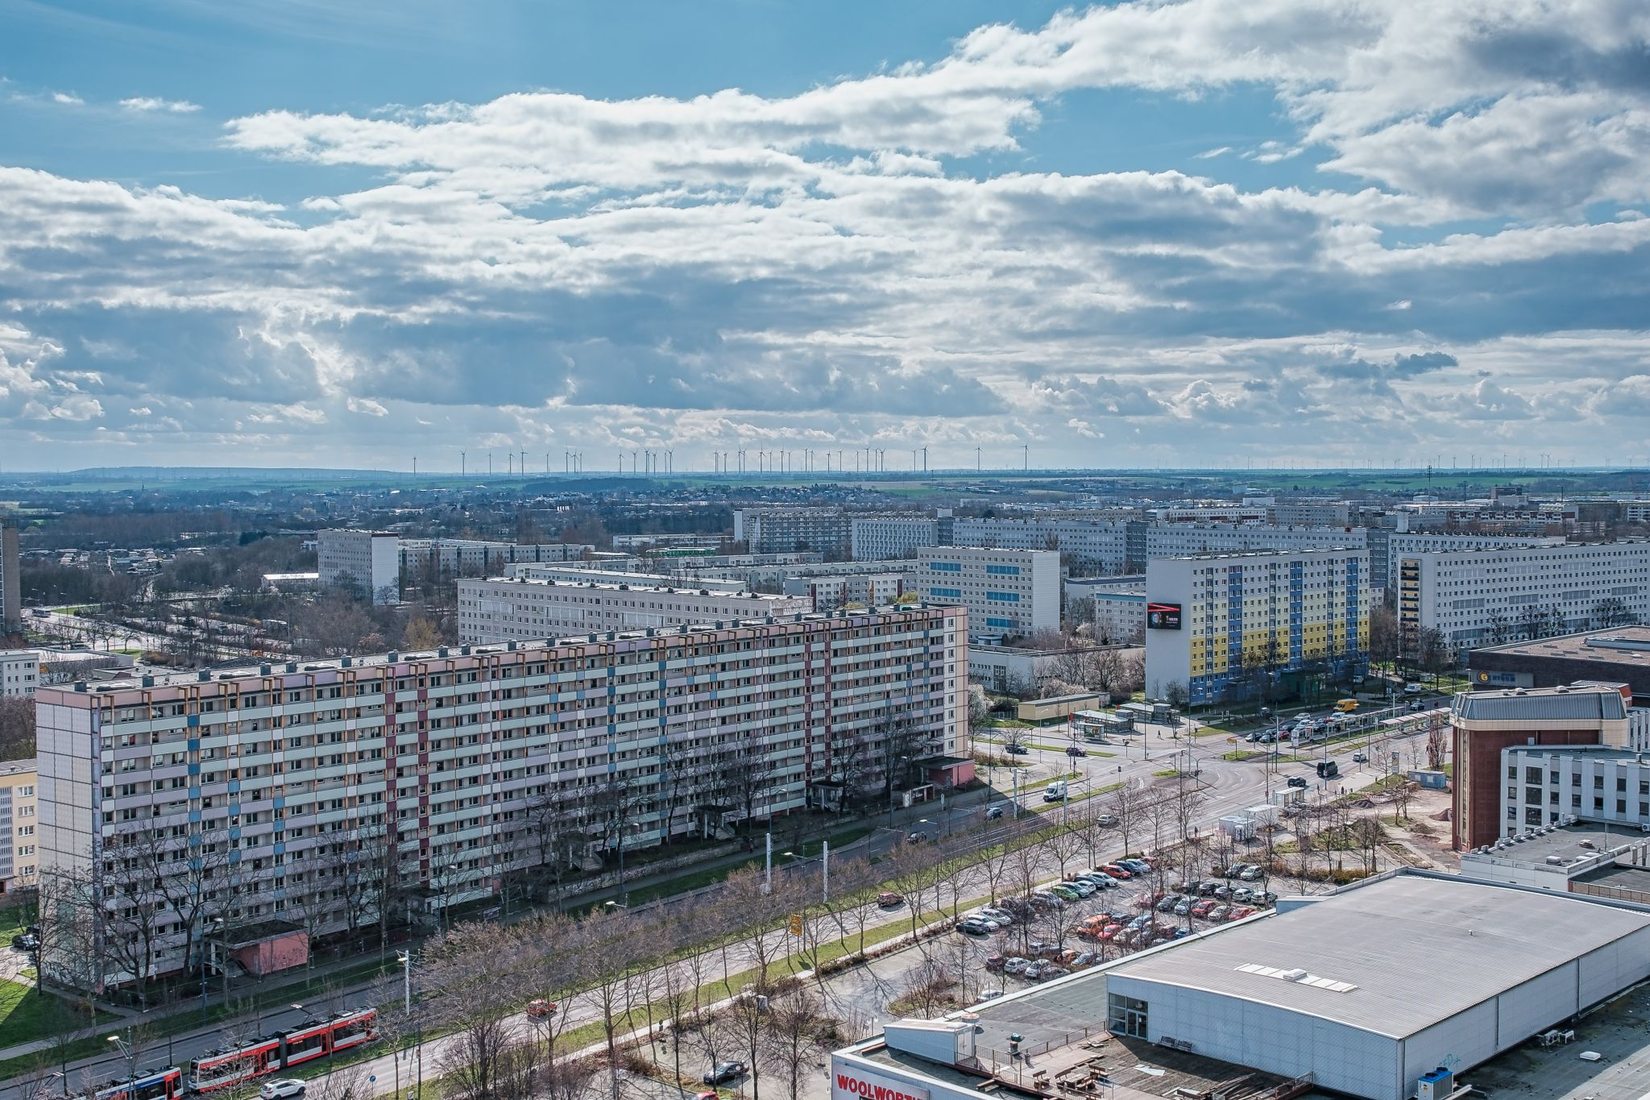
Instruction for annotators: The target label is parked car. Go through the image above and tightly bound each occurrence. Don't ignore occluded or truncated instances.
[1228,905,1257,921]
[1003,957,1031,975]
[979,907,1015,925]
[985,804,1007,820]
[1208,905,1231,921]
[979,988,1005,1000]
[984,954,1007,972]
[1065,880,1096,897]
[1096,813,1119,826]
[1231,887,1253,903]
[1023,959,1049,980]
[704,1062,747,1086]
[526,999,558,1019]
[1030,890,1065,909]
[1239,866,1266,882]
[1072,950,1096,967]
[1049,883,1082,901]
[259,1082,306,1100]
[1173,899,1193,917]
[1038,966,1069,981]
[956,918,994,936]
[1119,858,1153,873]
[10,933,38,952]
[1155,895,1181,913]
[1098,924,1123,942]
[1100,864,1133,879]
[1190,899,1216,919]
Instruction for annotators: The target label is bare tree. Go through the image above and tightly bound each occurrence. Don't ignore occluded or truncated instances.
[763,984,836,1100]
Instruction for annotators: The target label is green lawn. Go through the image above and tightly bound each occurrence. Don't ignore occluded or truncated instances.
[0,978,79,1051]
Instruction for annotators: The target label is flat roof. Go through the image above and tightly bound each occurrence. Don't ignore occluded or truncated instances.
[1473,626,1650,666]
[1573,863,1650,896]
[1463,821,1650,865]
[1104,874,1650,1040]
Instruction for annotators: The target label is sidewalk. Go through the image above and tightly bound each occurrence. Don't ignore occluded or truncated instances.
[0,797,991,1075]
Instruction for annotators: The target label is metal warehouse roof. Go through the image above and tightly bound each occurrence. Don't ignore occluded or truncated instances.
[1104,874,1650,1039]
[1452,686,1626,723]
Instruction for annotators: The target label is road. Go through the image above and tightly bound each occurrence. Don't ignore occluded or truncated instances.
[26,701,1447,1097]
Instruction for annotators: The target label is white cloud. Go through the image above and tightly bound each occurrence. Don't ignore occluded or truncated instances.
[119,96,202,113]
[51,92,84,106]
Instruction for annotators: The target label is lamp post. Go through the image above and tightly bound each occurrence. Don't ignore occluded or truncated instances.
[213,917,228,1006]
[107,1033,134,1081]
[45,1072,64,1100]
[397,952,412,1014]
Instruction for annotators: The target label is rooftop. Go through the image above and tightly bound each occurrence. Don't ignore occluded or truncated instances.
[466,574,799,600]
[1096,873,1650,1040]
[1452,683,1627,723]
[1473,625,1650,667]
[1459,820,1650,866]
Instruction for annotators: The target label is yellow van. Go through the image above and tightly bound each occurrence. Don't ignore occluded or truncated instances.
[1334,698,1358,713]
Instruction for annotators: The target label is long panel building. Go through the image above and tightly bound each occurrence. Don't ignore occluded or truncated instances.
[457,575,811,643]
[1398,540,1650,652]
[912,546,1060,642]
[38,606,967,987]
[1145,548,1369,706]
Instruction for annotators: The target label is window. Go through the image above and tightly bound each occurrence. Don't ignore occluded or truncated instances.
[1108,993,1148,1039]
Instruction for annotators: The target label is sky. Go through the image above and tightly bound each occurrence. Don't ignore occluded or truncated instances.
[3,0,1650,473]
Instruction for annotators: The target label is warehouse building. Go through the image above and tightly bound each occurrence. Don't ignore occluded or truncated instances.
[832,871,1650,1100]
[1470,625,1650,703]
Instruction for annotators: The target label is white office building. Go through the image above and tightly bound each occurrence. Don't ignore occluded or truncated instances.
[914,546,1061,641]
[457,576,812,643]
[1497,745,1650,835]
[1397,541,1650,651]
[315,529,400,604]
[39,606,968,986]
[0,650,40,697]
[1145,548,1370,706]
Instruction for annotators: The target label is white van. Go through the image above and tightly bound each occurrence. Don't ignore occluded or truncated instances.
[1044,781,1069,802]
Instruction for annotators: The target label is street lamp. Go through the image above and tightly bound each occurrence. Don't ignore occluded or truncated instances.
[107,1034,134,1080]
[397,952,412,1014]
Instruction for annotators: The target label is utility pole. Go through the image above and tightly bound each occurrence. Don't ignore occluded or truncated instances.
[461,450,465,477]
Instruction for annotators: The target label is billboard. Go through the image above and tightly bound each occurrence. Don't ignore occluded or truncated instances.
[1146,602,1182,630]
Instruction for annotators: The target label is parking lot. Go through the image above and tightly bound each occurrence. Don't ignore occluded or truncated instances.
[933,856,1282,998]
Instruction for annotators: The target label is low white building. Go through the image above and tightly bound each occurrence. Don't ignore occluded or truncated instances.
[913,546,1061,641]
[457,576,812,643]
[832,871,1650,1100]
[0,650,38,697]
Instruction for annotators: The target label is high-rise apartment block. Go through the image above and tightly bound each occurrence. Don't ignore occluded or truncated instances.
[733,509,852,558]
[951,517,1130,573]
[0,522,19,635]
[456,576,812,643]
[913,546,1061,641]
[38,607,966,986]
[850,515,953,561]
[1398,541,1650,653]
[315,529,400,604]
[1145,548,1370,706]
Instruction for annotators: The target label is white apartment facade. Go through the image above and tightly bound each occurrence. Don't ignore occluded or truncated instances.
[399,539,593,580]
[504,566,747,594]
[0,760,36,893]
[1141,523,1367,562]
[782,573,906,611]
[1145,548,1371,707]
[914,546,1061,641]
[457,577,811,643]
[1368,530,1564,593]
[850,515,951,562]
[951,517,1130,574]
[1398,541,1650,652]
[37,606,968,986]
[0,650,39,697]
[316,530,400,604]
[733,509,852,558]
